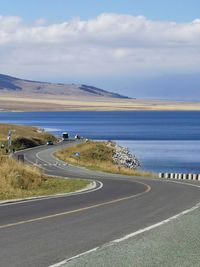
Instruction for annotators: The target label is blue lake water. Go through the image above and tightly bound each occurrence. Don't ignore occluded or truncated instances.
[0,111,200,174]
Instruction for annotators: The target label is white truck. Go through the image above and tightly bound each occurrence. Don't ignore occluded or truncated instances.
[62,132,69,141]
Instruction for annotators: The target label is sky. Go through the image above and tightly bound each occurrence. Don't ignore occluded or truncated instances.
[0,0,200,100]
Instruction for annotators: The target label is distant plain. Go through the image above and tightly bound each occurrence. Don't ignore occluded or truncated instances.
[0,92,200,111]
[0,73,199,111]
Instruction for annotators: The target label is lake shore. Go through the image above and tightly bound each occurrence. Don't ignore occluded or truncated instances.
[0,111,199,174]
[55,140,152,177]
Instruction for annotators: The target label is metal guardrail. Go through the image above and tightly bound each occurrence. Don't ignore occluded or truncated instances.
[159,173,200,181]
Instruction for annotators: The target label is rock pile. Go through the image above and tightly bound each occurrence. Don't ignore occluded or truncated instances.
[112,143,140,169]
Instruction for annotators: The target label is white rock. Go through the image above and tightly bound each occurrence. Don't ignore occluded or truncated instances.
[110,143,140,169]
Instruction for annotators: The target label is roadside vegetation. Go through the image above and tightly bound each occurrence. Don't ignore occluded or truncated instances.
[0,123,57,152]
[0,123,89,201]
[0,155,89,200]
[55,141,152,177]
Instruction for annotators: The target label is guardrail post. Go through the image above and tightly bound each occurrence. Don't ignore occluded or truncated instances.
[159,172,200,181]
[164,173,168,179]
[17,154,24,162]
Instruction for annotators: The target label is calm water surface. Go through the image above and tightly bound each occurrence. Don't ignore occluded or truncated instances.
[0,111,199,173]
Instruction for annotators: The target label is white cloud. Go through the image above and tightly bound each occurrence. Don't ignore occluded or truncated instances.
[0,13,200,79]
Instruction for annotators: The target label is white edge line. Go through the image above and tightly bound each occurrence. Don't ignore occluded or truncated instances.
[111,202,200,244]
[49,200,200,267]
[49,247,99,267]
[13,143,200,267]
[36,150,55,165]
[24,155,56,172]
[0,181,103,207]
[35,150,73,172]
[12,144,46,156]
[2,148,103,207]
[160,179,200,188]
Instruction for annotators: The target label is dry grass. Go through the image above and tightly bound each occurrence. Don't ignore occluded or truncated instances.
[0,93,200,111]
[0,123,57,152]
[0,123,55,142]
[55,141,152,177]
[0,156,89,200]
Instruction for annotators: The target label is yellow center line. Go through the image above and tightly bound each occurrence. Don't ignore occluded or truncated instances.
[0,182,151,230]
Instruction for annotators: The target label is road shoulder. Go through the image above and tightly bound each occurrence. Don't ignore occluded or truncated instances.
[57,204,200,267]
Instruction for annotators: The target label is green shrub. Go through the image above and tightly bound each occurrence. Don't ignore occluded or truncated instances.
[12,137,40,150]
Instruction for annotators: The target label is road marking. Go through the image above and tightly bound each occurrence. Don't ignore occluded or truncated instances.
[36,150,55,165]
[49,247,99,267]
[24,155,57,172]
[35,150,75,173]
[163,179,200,188]
[0,182,150,230]
[111,202,200,243]
[35,163,68,166]
[26,143,200,190]
[0,181,103,207]
[49,200,200,267]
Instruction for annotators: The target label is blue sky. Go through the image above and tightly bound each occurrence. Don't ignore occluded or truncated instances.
[0,0,200,100]
[0,0,199,22]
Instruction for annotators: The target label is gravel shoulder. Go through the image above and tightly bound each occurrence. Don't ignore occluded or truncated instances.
[63,205,200,267]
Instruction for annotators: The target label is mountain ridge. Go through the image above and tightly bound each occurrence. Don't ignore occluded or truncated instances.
[0,73,130,99]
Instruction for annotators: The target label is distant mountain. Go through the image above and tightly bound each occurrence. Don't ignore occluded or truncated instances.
[129,73,200,101]
[0,74,21,91]
[0,74,130,99]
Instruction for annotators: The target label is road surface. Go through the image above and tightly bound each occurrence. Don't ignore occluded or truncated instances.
[0,141,200,267]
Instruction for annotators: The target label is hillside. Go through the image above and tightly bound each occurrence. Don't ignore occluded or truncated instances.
[0,124,56,151]
[0,73,130,99]
[0,74,199,112]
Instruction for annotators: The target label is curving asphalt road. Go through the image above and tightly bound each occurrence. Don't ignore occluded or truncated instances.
[0,141,200,267]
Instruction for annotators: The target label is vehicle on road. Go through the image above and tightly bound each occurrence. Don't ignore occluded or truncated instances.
[46,140,54,145]
[75,134,81,139]
[62,132,69,141]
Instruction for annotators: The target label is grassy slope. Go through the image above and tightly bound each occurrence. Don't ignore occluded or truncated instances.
[0,155,89,200]
[0,124,89,200]
[0,123,55,141]
[55,141,152,177]
[0,123,57,151]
